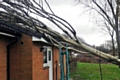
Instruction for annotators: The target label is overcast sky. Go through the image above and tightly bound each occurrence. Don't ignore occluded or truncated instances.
[45,0,111,46]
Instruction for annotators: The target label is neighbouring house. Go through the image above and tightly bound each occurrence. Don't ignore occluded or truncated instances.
[0,24,78,80]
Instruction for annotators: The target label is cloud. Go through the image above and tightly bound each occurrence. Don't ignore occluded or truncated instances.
[47,0,75,7]
[46,0,111,46]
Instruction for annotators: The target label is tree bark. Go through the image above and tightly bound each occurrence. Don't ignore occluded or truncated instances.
[111,35,115,56]
[115,1,120,67]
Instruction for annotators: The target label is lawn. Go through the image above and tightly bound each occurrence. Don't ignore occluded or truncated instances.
[70,62,120,80]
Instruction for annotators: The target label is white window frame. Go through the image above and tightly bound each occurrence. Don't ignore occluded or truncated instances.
[43,46,52,67]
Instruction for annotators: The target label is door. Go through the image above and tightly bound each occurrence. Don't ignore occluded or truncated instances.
[47,48,53,80]
[43,47,53,80]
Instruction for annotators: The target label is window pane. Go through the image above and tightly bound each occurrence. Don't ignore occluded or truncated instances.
[49,51,51,61]
[43,48,47,63]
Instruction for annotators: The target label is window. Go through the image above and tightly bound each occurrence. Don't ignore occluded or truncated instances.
[43,47,52,67]
[49,51,51,61]
[43,48,47,63]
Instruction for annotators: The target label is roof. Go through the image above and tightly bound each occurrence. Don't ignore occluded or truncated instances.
[0,24,21,37]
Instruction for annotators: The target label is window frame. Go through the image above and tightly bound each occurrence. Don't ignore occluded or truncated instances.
[43,46,52,67]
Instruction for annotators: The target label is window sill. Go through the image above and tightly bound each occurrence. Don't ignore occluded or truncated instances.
[43,66,49,70]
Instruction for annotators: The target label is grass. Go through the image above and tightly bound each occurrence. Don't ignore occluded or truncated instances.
[70,62,120,80]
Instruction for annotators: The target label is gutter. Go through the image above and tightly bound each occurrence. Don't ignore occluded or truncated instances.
[0,32,15,38]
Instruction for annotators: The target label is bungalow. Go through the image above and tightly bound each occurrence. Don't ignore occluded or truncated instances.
[0,25,78,80]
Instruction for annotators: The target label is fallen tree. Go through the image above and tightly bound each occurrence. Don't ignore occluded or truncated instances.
[0,0,120,65]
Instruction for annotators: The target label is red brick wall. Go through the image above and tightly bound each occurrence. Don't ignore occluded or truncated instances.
[32,43,62,80]
[63,54,66,76]
[0,33,62,80]
[10,34,32,80]
[32,42,49,80]
[10,34,50,80]
[0,35,12,80]
[53,47,60,80]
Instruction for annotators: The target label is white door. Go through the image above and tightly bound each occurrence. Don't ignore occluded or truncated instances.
[43,47,53,80]
[47,48,53,80]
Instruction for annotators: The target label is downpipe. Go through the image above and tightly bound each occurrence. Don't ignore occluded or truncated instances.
[6,37,18,80]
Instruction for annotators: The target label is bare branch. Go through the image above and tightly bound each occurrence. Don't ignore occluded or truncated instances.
[0,0,120,65]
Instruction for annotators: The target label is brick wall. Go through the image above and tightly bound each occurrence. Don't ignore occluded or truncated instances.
[53,47,60,80]
[32,43,62,80]
[10,34,50,80]
[32,42,49,80]
[63,54,66,76]
[10,34,32,80]
[0,33,62,80]
[0,35,13,80]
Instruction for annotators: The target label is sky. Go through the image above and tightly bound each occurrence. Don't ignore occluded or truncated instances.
[45,0,111,46]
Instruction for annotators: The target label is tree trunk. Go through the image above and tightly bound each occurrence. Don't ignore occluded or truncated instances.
[116,29,120,67]
[111,35,115,56]
[115,3,120,67]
